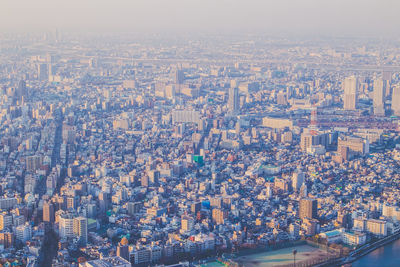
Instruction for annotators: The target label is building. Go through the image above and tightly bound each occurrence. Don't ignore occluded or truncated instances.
[59,213,75,239]
[343,76,358,110]
[181,215,194,232]
[337,136,369,156]
[38,63,48,81]
[73,216,88,244]
[373,78,385,116]
[292,169,305,192]
[228,86,239,113]
[342,231,367,246]
[212,208,227,225]
[366,219,387,236]
[0,232,14,248]
[43,201,55,223]
[172,110,200,124]
[15,223,32,242]
[0,213,13,231]
[299,198,318,220]
[117,237,129,261]
[262,117,293,129]
[392,85,400,116]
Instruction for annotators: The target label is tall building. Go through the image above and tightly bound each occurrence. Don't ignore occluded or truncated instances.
[174,69,185,84]
[299,198,318,220]
[392,85,400,116]
[0,213,13,231]
[59,213,75,239]
[373,78,385,116]
[228,86,239,113]
[15,223,32,242]
[343,76,358,110]
[38,63,48,81]
[181,215,194,232]
[16,80,27,102]
[117,237,130,261]
[73,216,88,245]
[43,201,55,223]
[292,169,305,192]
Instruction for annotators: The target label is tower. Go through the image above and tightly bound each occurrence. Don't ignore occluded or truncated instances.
[343,76,358,110]
[373,78,385,116]
[228,86,239,113]
[43,201,55,223]
[392,85,400,116]
[299,198,318,220]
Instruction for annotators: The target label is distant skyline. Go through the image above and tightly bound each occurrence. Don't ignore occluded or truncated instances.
[1,0,400,37]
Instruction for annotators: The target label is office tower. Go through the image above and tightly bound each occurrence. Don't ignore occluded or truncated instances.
[181,215,194,232]
[292,169,305,192]
[228,87,239,113]
[343,76,358,110]
[117,237,130,261]
[73,216,88,244]
[299,198,318,220]
[59,213,75,238]
[38,63,48,81]
[26,155,43,173]
[43,201,55,223]
[212,208,227,225]
[99,192,109,215]
[174,69,185,84]
[16,80,27,102]
[373,78,385,116]
[392,85,400,116]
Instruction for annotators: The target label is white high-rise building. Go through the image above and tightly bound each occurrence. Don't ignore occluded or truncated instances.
[343,76,358,110]
[292,170,305,192]
[392,85,400,116]
[373,78,385,116]
[16,223,32,242]
[59,213,75,239]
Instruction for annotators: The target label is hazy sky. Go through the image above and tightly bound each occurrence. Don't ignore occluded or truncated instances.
[1,0,399,37]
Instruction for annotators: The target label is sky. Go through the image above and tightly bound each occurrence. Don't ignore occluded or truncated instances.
[1,0,399,37]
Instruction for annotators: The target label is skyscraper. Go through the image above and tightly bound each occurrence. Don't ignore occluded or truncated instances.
[392,85,400,116]
[292,169,305,192]
[373,78,385,116]
[38,63,48,81]
[16,80,27,102]
[43,201,55,223]
[343,76,358,110]
[299,198,318,220]
[73,216,88,245]
[228,86,239,113]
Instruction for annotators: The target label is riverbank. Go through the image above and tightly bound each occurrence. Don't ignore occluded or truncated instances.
[315,230,400,267]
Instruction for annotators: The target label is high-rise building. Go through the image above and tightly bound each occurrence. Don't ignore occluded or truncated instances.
[292,169,305,192]
[343,76,358,110]
[228,86,239,113]
[117,237,130,261]
[392,85,400,116]
[299,198,318,220]
[373,78,385,116]
[73,216,88,245]
[181,215,194,232]
[38,63,48,81]
[59,213,75,239]
[0,213,13,231]
[43,201,55,223]
[174,69,185,85]
[0,232,14,248]
[16,80,27,102]
[15,222,32,242]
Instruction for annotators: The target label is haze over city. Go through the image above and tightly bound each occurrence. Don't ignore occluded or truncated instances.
[2,1,400,267]
[1,0,400,36]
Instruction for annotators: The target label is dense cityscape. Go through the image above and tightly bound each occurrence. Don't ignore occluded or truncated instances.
[1,31,400,267]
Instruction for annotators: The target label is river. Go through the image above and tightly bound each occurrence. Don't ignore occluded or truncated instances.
[352,238,400,266]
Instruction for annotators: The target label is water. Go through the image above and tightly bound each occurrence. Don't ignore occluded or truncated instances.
[352,238,400,267]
